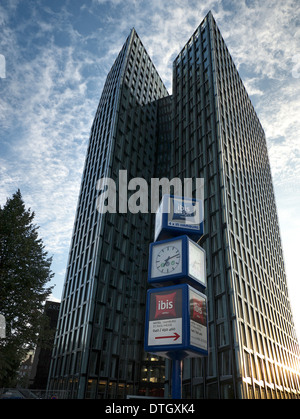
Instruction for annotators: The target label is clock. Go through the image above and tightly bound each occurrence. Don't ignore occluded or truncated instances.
[148,235,206,290]
[150,238,183,279]
[188,240,206,288]
[155,244,181,274]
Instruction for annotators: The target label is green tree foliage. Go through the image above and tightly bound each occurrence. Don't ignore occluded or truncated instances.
[0,189,54,387]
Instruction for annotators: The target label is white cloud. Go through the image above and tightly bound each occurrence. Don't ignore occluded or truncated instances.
[243,78,264,96]
[0,23,97,257]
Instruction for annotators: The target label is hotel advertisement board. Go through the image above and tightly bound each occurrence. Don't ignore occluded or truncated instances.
[145,284,208,359]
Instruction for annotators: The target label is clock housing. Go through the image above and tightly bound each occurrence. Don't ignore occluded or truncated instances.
[148,235,206,290]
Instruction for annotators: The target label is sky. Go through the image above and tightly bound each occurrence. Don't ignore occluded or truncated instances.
[0,0,300,338]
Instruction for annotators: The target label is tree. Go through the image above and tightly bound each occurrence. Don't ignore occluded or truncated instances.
[0,189,54,387]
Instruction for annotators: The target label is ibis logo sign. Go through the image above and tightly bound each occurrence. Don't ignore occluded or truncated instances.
[154,292,177,319]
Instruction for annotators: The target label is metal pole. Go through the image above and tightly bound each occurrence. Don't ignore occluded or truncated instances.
[172,357,183,399]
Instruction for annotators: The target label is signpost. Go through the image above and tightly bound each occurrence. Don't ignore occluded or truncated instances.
[154,195,204,242]
[145,286,184,357]
[144,284,208,359]
[144,195,207,399]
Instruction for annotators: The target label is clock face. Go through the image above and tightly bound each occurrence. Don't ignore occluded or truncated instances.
[156,245,181,273]
[188,241,206,286]
[151,239,182,278]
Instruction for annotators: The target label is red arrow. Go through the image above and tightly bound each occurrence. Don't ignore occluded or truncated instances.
[155,332,180,341]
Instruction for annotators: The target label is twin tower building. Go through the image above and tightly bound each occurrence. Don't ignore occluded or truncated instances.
[47,12,300,399]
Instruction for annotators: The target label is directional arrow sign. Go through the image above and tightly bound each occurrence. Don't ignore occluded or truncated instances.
[148,318,182,346]
[155,332,180,341]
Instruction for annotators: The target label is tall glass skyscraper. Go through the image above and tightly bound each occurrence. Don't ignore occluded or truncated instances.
[47,27,170,399]
[48,12,300,399]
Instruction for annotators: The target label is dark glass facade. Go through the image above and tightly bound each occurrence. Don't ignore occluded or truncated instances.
[47,28,169,399]
[171,12,300,399]
[48,12,300,399]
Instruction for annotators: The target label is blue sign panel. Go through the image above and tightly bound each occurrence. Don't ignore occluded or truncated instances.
[148,235,206,291]
[144,284,208,359]
[154,195,204,242]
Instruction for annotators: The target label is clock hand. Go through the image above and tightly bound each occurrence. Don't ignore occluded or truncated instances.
[164,253,180,262]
